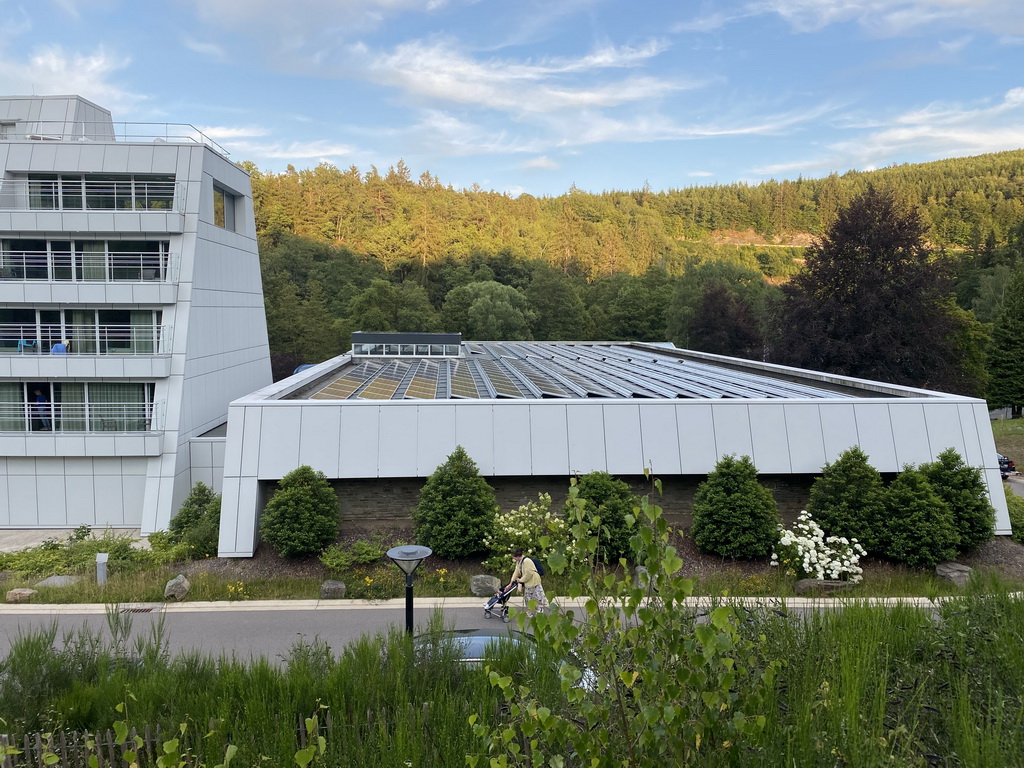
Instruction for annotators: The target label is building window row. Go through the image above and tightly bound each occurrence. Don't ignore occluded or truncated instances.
[14,173,176,211]
[0,308,165,355]
[0,381,157,433]
[0,238,170,282]
[352,342,461,357]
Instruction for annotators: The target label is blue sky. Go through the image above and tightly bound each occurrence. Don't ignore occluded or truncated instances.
[2,0,1023,196]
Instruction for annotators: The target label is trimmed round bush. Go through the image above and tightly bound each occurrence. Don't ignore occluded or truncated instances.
[413,446,496,560]
[168,481,222,559]
[260,466,340,558]
[571,472,637,563]
[691,455,778,559]
[807,446,886,553]
[882,466,959,568]
[920,448,995,553]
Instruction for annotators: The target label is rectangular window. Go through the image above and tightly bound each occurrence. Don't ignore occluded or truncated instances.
[213,184,237,230]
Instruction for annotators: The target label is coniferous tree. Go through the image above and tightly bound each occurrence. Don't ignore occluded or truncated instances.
[987,267,1024,417]
[691,455,778,559]
[882,467,959,568]
[807,446,886,553]
[260,466,340,558]
[920,447,995,554]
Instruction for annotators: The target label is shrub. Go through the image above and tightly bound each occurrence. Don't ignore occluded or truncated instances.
[566,472,638,563]
[320,535,387,574]
[413,446,497,560]
[807,446,886,553]
[771,510,866,582]
[920,448,995,553]
[165,482,222,559]
[882,466,960,568]
[483,493,571,573]
[691,455,778,559]
[260,466,340,558]
[1007,483,1024,545]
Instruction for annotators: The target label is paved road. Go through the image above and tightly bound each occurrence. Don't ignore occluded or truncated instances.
[0,598,509,661]
[1008,476,1024,498]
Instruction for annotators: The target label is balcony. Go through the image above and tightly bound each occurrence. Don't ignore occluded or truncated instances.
[0,250,176,283]
[0,120,229,156]
[0,324,171,356]
[0,178,182,213]
[0,400,161,433]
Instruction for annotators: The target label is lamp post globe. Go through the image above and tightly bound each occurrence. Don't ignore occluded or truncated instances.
[387,545,432,635]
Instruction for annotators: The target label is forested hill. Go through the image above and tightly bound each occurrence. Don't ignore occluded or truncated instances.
[246,149,1024,281]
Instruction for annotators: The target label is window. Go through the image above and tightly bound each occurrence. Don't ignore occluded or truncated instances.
[213,184,237,230]
[26,174,174,210]
[0,122,15,140]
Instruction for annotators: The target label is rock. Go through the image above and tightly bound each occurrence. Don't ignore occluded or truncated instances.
[471,574,501,596]
[34,574,82,588]
[320,580,347,599]
[164,574,191,601]
[6,588,38,603]
[794,579,857,595]
[936,562,972,589]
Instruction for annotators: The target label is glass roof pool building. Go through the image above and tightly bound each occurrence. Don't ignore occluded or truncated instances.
[217,333,1011,557]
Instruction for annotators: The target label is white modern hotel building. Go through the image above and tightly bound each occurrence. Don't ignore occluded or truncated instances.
[0,95,271,534]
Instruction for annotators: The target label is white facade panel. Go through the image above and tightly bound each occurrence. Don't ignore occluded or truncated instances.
[677,404,717,473]
[7,475,38,525]
[339,406,380,477]
[378,407,418,477]
[298,405,342,475]
[957,403,988,468]
[0,467,8,525]
[566,404,606,475]
[66,475,97,526]
[923,404,967,459]
[852,403,899,471]
[417,405,457,475]
[455,404,495,475]
[532,404,570,476]
[256,406,302,478]
[712,404,754,461]
[889,403,933,467]
[783,404,827,473]
[603,404,644,475]
[750,404,792,473]
[638,405,682,475]
[818,403,860,462]
[237,407,263,477]
[493,404,533,475]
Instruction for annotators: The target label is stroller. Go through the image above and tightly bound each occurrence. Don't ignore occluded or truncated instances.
[483,583,517,623]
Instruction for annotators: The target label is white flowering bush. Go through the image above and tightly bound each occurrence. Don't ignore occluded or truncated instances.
[482,493,572,573]
[771,510,867,583]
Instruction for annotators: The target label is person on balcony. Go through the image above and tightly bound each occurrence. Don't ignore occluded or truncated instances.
[32,389,51,431]
[50,340,69,354]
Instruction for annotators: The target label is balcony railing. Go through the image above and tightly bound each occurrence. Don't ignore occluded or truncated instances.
[0,324,170,355]
[0,250,176,282]
[0,120,229,155]
[0,401,159,433]
[0,179,182,212]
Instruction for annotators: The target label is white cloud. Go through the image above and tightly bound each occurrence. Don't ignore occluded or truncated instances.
[524,155,559,170]
[688,170,714,177]
[182,36,228,61]
[198,125,270,139]
[679,0,1024,37]
[224,138,355,160]
[0,44,143,113]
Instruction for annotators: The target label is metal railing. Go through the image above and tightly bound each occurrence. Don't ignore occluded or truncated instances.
[0,250,175,282]
[0,178,182,212]
[0,324,170,355]
[0,401,157,433]
[0,120,229,155]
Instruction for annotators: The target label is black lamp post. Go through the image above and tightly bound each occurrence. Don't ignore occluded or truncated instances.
[386,545,432,635]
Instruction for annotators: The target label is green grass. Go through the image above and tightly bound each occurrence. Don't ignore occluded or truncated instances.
[992,416,1024,468]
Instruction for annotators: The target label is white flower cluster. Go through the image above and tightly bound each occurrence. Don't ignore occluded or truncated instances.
[770,510,867,583]
[483,493,571,572]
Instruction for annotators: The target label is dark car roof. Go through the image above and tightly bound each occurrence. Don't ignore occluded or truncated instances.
[414,629,532,662]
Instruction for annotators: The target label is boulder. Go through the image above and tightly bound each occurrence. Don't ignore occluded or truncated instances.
[34,574,82,588]
[164,574,191,601]
[935,562,972,589]
[6,588,38,603]
[471,574,501,596]
[794,579,857,595]
[320,580,347,599]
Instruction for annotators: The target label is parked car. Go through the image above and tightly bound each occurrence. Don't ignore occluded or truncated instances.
[998,453,1016,480]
